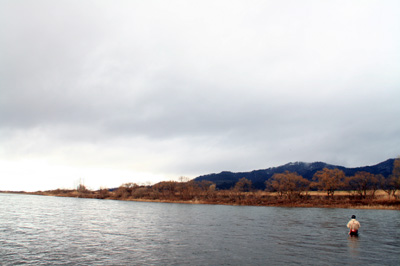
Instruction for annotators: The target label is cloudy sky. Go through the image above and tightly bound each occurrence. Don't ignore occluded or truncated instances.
[1,0,399,191]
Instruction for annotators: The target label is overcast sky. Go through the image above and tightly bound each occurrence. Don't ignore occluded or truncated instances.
[1,0,399,191]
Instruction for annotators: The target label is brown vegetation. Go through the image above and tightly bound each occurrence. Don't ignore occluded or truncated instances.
[312,168,345,197]
[7,158,400,210]
[26,186,399,210]
[266,171,310,200]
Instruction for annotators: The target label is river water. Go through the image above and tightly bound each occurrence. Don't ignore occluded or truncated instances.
[1,193,399,265]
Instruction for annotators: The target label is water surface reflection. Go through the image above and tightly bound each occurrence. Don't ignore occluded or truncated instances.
[0,194,399,265]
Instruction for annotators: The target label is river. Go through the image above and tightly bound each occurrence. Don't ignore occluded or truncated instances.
[0,193,399,265]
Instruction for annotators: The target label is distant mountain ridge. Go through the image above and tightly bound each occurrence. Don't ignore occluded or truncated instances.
[194,159,396,190]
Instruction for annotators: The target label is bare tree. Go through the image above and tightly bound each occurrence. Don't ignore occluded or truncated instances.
[347,171,379,199]
[96,187,110,199]
[312,168,345,197]
[266,171,310,199]
[379,175,396,199]
[153,181,178,199]
[178,176,190,182]
[115,182,139,199]
[234,177,252,192]
[76,178,89,197]
[389,158,400,198]
[179,181,198,200]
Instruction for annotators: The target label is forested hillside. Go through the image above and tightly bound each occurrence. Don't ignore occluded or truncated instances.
[194,159,395,190]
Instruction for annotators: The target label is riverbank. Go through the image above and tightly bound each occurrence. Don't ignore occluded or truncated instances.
[110,197,400,210]
[3,189,398,210]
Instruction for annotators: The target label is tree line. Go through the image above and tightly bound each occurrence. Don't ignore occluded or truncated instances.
[34,158,400,208]
[93,158,400,200]
[266,165,400,200]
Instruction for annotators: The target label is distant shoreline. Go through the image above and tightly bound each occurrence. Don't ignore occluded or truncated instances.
[2,190,399,210]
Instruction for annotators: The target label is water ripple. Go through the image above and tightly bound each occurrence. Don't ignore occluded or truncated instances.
[1,194,399,265]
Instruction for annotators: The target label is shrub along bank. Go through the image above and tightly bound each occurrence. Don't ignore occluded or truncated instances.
[16,158,400,210]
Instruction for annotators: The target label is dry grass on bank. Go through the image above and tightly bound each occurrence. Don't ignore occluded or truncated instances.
[15,188,399,210]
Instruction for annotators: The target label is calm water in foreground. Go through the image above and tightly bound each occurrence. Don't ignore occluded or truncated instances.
[1,193,399,265]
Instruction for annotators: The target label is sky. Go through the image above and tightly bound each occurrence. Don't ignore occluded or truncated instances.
[1,0,399,192]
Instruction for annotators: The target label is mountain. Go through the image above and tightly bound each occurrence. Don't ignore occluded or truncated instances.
[194,159,396,190]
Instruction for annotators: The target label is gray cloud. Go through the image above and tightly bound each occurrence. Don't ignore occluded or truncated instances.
[1,0,399,190]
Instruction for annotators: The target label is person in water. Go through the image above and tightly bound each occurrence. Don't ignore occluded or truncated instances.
[347,215,361,236]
